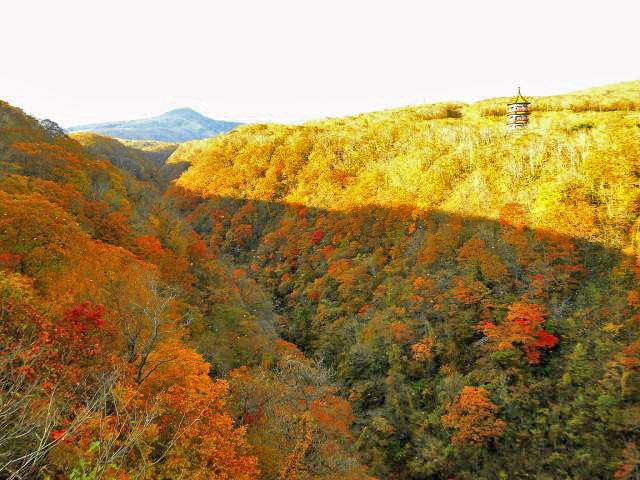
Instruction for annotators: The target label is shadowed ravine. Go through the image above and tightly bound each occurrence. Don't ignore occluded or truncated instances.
[166,186,640,479]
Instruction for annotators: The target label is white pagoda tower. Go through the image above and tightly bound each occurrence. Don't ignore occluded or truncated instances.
[507,87,530,130]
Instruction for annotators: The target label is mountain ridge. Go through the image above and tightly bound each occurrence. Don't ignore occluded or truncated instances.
[67,107,242,142]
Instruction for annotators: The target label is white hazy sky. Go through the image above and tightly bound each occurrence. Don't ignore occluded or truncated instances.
[2,0,639,127]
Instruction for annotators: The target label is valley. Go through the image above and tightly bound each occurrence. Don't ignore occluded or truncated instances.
[1,80,640,479]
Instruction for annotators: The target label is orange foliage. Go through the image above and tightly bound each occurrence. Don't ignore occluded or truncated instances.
[620,340,640,371]
[418,241,440,266]
[457,235,507,282]
[327,258,351,279]
[627,290,640,309]
[390,321,414,344]
[0,252,21,270]
[499,203,527,230]
[358,304,372,316]
[279,412,315,480]
[410,337,435,362]
[188,235,209,260]
[274,338,305,360]
[232,267,247,280]
[614,442,640,479]
[132,234,165,259]
[232,223,254,243]
[441,386,506,445]
[142,352,259,479]
[450,277,489,305]
[310,396,354,437]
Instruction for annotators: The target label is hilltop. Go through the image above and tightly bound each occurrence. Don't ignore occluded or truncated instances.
[67,107,241,142]
[170,80,640,248]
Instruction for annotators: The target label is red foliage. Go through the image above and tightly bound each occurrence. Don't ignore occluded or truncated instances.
[52,302,109,367]
[311,230,325,245]
[321,245,335,256]
[50,429,66,441]
[477,303,558,364]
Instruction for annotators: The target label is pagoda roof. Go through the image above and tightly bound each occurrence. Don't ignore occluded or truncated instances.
[508,87,530,105]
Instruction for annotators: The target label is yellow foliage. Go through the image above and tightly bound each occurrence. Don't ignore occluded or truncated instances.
[171,81,640,251]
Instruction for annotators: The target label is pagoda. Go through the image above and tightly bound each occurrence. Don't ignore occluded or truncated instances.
[507,87,530,130]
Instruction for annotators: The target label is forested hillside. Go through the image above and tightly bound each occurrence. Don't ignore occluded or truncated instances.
[0,101,368,479]
[1,80,640,479]
[165,80,640,479]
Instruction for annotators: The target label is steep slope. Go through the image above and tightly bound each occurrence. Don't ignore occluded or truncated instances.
[118,138,179,165]
[0,101,370,479]
[170,81,640,248]
[71,132,186,185]
[70,132,163,181]
[119,139,190,184]
[67,107,241,142]
[167,80,640,479]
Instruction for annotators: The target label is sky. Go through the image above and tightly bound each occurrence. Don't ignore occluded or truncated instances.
[2,0,639,127]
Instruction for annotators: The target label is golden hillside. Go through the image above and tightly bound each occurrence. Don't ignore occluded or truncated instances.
[161,80,640,480]
[170,80,640,249]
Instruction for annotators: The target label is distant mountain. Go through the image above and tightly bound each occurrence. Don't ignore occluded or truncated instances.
[67,108,241,142]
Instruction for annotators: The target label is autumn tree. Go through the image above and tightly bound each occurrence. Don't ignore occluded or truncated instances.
[476,302,558,364]
[441,386,506,445]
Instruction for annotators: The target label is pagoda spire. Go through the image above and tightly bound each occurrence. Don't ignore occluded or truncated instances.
[507,87,530,130]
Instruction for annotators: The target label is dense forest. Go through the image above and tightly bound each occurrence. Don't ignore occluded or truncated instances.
[1,80,640,479]
[0,101,367,479]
